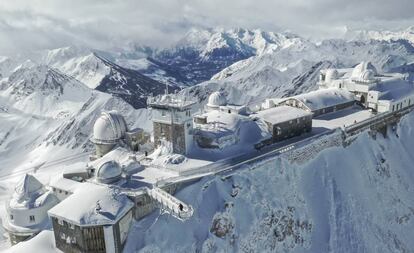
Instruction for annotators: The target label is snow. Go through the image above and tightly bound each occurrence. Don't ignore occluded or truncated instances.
[121,111,414,253]
[312,107,373,131]
[48,183,133,226]
[3,230,59,253]
[255,105,312,125]
[291,88,355,111]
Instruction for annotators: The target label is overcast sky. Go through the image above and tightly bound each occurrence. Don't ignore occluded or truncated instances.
[0,0,413,55]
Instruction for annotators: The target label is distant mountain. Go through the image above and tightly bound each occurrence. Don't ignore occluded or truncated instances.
[182,37,414,106]
[152,28,305,85]
[41,47,178,108]
[346,26,414,46]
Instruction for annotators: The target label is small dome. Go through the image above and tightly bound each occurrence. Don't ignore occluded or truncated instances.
[360,69,375,81]
[93,111,127,144]
[325,69,339,82]
[96,161,122,184]
[207,91,227,108]
[351,61,377,80]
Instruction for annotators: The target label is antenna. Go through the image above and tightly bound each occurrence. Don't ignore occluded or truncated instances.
[165,83,169,95]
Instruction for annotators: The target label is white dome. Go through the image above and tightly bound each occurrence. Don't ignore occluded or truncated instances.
[351,61,377,80]
[360,69,375,81]
[96,161,122,184]
[93,111,127,144]
[207,91,227,108]
[325,69,339,82]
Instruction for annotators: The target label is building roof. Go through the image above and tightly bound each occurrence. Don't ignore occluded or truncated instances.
[49,176,82,193]
[375,79,414,101]
[48,183,134,226]
[290,88,355,112]
[255,105,312,125]
[13,174,45,202]
[194,110,245,138]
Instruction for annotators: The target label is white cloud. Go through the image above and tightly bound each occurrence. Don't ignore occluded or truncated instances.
[0,0,413,55]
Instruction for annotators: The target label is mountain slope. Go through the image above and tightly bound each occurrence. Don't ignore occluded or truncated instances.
[123,112,414,253]
[181,38,414,106]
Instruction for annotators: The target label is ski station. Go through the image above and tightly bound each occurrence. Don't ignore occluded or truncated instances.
[3,61,414,253]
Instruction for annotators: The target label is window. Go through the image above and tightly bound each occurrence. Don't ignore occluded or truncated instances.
[58,219,64,225]
[10,215,13,221]
[29,215,35,223]
[392,105,395,111]
[297,118,300,124]
[60,232,66,240]
[289,120,293,124]
[276,127,282,136]
[161,110,166,116]
[69,223,75,230]
[59,190,62,194]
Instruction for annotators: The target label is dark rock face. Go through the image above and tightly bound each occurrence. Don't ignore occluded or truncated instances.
[94,55,179,109]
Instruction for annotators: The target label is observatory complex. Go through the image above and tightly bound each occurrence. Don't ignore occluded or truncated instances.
[3,61,414,252]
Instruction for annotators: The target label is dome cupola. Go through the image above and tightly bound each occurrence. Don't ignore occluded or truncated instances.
[95,161,122,184]
[207,91,227,109]
[92,111,127,145]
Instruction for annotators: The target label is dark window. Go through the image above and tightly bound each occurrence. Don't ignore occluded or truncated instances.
[29,215,35,222]
[10,215,13,221]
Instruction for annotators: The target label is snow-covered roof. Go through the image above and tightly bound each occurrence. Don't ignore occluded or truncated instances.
[14,174,44,200]
[374,79,414,101]
[290,88,355,111]
[194,110,245,138]
[92,111,127,144]
[255,105,312,125]
[8,174,58,210]
[49,176,82,193]
[207,91,227,108]
[48,183,134,226]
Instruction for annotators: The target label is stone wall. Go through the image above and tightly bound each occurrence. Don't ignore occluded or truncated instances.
[153,122,186,154]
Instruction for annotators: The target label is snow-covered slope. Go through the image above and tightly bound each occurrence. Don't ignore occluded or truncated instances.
[181,38,414,106]
[153,28,306,85]
[347,26,414,46]
[40,47,176,108]
[121,112,414,253]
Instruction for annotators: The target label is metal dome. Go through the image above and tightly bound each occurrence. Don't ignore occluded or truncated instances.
[351,61,377,80]
[360,69,376,81]
[325,69,339,82]
[95,160,122,184]
[92,111,127,144]
[207,91,227,108]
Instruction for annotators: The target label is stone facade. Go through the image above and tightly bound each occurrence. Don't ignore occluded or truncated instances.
[153,122,186,154]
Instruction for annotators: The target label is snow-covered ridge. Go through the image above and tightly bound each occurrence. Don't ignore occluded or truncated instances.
[346,26,414,45]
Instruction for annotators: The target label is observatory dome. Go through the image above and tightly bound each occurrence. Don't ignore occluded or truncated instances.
[351,61,377,80]
[96,160,122,184]
[207,91,227,109]
[325,69,339,82]
[92,111,127,144]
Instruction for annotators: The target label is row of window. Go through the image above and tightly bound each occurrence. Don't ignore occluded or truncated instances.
[52,187,70,196]
[391,98,412,112]
[9,214,35,222]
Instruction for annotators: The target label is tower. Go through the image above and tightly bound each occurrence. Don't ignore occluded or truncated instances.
[148,94,198,155]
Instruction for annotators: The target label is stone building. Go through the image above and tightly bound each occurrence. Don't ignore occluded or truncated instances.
[48,184,134,253]
[147,94,199,155]
[255,105,312,142]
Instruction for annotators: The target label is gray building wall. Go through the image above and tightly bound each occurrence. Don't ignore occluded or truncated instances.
[153,122,186,154]
[267,116,312,143]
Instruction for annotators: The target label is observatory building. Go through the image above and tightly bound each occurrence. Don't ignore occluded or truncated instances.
[318,61,414,113]
[147,94,199,155]
[3,174,59,245]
